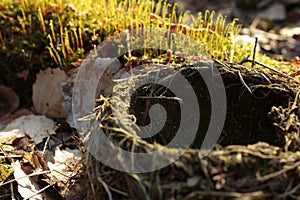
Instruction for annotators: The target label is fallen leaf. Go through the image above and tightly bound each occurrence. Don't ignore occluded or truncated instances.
[12,135,35,152]
[1,114,57,144]
[11,160,43,200]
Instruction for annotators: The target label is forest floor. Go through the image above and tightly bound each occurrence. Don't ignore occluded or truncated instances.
[0,0,300,199]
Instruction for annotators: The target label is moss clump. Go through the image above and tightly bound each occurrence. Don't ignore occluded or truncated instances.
[0,0,299,103]
[0,0,244,67]
[0,156,13,197]
[0,0,241,103]
[0,156,13,182]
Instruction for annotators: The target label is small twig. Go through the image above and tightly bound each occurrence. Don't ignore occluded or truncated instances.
[289,183,300,196]
[256,161,300,181]
[240,59,300,84]
[95,162,113,200]
[280,178,294,198]
[42,135,50,154]
[51,168,73,179]
[182,190,270,199]
[260,72,272,84]
[285,90,300,118]
[10,182,15,200]
[86,155,96,197]
[23,184,52,200]
[0,170,51,187]
[107,186,128,197]
[214,59,231,69]
[238,55,250,65]
[252,37,258,68]
[0,194,11,199]
[238,71,252,95]
[138,96,182,101]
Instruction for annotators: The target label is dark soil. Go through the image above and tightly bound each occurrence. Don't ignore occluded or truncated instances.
[129,62,296,149]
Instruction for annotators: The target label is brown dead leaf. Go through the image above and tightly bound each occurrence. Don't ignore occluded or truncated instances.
[23,151,48,171]
[12,135,35,152]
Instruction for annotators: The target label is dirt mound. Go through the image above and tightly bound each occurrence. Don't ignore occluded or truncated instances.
[86,60,300,199]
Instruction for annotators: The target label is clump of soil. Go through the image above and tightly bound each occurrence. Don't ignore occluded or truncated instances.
[86,60,300,199]
[129,62,296,148]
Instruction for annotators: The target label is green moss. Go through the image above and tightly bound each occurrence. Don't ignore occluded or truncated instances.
[0,0,298,104]
[0,0,242,69]
[0,156,13,182]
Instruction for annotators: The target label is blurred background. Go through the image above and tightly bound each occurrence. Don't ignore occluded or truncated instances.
[168,0,300,61]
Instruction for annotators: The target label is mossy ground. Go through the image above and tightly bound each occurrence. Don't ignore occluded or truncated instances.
[1,0,299,105]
